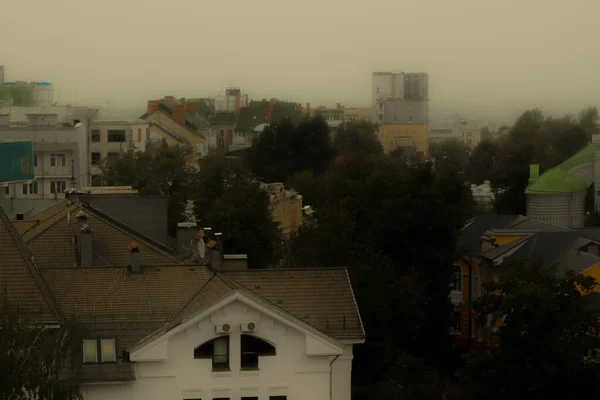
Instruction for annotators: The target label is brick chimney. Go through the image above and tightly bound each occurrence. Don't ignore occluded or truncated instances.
[77,211,93,267]
[186,101,197,116]
[235,93,241,115]
[172,104,185,125]
[147,100,159,115]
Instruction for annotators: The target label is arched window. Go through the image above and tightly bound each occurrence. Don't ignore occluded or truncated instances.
[194,336,229,371]
[451,265,462,292]
[241,334,276,370]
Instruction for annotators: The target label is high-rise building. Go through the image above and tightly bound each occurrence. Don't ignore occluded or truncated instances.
[372,72,429,156]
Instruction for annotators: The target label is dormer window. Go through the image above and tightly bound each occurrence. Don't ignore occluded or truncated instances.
[194,336,230,371]
[240,334,276,370]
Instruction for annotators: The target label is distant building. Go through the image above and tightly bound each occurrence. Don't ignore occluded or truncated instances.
[0,107,95,199]
[371,72,429,125]
[378,123,428,156]
[260,182,303,237]
[429,120,481,149]
[312,104,371,135]
[0,66,54,107]
[89,109,150,186]
[471,181,494,212]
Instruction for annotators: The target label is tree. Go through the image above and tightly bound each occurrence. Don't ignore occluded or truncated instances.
[465,139,501,184]
[460,263,600,398]
[193,152,283,268]
[429,139,471,178]
[480,126,492,142]
[333,120,383,157]
[579,106,599,141]
[0,296,84,400]
[287,153,474,395]
[247,116,335,182]
[100,140,195,235]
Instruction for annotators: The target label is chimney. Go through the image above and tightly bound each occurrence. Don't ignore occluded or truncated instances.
[209,232,223,270]
[164,95,175,102]
[77,211,93,267]
[306,103,311,118]
[147,100,159,115]
[172,104,185,125]
[223,254,248,270]
[176,222,198,255]
[128,242,141,273]
[186,101,197,116]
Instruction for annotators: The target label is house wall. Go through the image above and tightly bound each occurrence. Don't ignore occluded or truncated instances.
[82,300,353,400]
[581,263,600,293]
[526,191,586,228]
[489,234,527,248]
[144,111,204,164]
[379,124,428,155]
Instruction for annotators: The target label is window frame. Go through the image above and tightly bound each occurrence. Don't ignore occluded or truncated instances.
[22,183,28,195]
[91,152,102,166]
[83,338,98,364]
[107,130,126,143]
[83,337,117,364]
[194,336,230,371]
[240,334,276,370]
[451,265,463,292]
[100,338,117,363]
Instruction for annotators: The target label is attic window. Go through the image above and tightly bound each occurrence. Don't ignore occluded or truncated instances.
[83,338,117,363]
[241,334,276,370]
[194,336,229,371]
[16,213,24,221]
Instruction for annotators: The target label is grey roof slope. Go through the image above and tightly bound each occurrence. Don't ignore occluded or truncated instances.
[501,231,600,275]
[0,207,60,322]
[457,215,528,253]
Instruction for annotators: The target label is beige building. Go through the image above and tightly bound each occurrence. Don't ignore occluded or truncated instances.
[261,182,303,237]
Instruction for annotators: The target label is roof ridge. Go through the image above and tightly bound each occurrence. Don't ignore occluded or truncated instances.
[22,204,78,243]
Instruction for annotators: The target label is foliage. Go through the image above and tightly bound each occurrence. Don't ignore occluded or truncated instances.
[460,262,600,398]
[287,153,475,395]
[466,107,594,214]
[429,139,471,178]
[333,120,383,157]
[0,296,84,400]
[192,152,283,268]
[247,116,336,182]
[100,140,195,235]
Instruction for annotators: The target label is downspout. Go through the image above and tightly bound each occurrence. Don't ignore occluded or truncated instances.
[462,256,474,350]
[330,355,340,400]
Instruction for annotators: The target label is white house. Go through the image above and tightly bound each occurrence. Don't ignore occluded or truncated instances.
[3,204,365,400]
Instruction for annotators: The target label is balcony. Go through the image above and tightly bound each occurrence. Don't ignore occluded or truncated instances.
[450,290,462,305]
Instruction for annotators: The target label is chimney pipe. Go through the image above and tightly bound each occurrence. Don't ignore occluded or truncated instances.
[147,100,159,116]
[129,242,141,273]
[77,211,93,267]
[172,104,185,125]
[209,232,223,270]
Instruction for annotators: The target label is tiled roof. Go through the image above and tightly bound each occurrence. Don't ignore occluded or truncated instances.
[0,207,59,322]
[23,203,178,268]
[236,100,305,130]
[224,268,364,340]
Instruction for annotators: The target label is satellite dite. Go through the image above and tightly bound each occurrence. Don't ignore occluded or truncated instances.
[0,140,35,185]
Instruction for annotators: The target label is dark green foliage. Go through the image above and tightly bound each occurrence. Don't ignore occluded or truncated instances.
[429,139,471,178]
[466,107,595,214]
[460,263,600,398]
[0,297,85,400]
[247,116,336,182]
[100,140,195,235]
[333,120,383,157]
[192,152,283,268]
[287,153,474,394]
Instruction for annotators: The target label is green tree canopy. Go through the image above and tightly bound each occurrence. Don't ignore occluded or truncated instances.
[460,263,600,398]
[333,120,383,157]
[247,116,336,182]
[429,139,471,178]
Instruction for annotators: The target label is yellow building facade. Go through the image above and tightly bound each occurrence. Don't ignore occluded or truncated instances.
[378,124,428,156]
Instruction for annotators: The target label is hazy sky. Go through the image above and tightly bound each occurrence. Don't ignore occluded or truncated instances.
[2,0,598,123]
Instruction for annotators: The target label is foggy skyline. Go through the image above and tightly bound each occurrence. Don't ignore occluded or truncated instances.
[2,0,598,123]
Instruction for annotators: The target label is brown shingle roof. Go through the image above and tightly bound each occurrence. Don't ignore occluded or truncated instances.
[24,204,177,268]
[224,268,365,340]
[0,208,59,322]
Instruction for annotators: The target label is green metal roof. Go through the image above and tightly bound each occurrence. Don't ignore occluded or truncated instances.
[526,144,594,194]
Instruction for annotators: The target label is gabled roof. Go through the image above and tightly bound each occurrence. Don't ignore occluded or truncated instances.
[457,215,528,253]
[20,202,178,268]
[142,106,206,140]
[0,207,59,323]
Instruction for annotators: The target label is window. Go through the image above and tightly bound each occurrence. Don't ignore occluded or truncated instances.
[83,339,98,363]
[467,140,472,145]
[50,181,66,194]
[91,129,101,143]
[50,153,66,167]
[241,334,276,370]
[16,213,24,221]
[378,115,383,121]
[137,128,142,142]
[107,130,126,142]
[194,336,230,370]
[33,153,37,167]
[22,183,28,195]
[106,152,120,163]
[30,182,38,195]
[101,338,117,362]
[451,265,462,291]
[4,187,8,195]
[269,397,287,400]
[242,398,259,400]
[91,152,101,166]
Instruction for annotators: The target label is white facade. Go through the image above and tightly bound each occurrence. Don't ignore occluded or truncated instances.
[82,293,355,400]
[0,114,89,199]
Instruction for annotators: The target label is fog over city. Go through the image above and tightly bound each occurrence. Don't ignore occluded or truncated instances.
[2,0,598,123]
